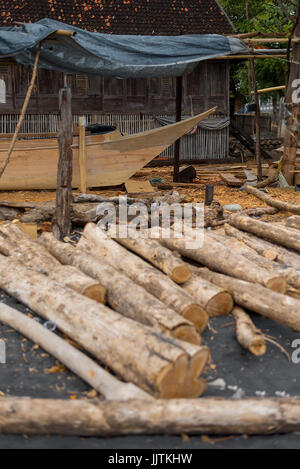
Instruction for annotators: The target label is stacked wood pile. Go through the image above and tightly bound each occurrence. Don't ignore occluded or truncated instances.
[2,184,300,435]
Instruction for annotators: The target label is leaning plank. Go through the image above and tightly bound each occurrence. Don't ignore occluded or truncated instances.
[229,213,300,253]
[78,224,209,332]
[197,268,300,331]
[116,237,192,284]
[0,398,300,435]
[0,223,106,303]
[38,232,201,345]
[156,228,286,293]
[0,254,209,398]
[183,274,233,317]
[232,306,266,356]
[245,185,300,214]
[0,302,151,401]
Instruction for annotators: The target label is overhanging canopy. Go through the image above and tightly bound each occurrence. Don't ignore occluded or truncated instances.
[0,19,247,78]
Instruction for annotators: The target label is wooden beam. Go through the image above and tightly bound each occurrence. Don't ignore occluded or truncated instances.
[215,55,286,60]
[251,85,286,94]
[244,38,300,43]
[249,57,262,181]
[52,87,73,241]
[173,76,183,183]
[78,117,87,194]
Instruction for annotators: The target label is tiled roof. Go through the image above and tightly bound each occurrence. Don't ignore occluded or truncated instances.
[0,0,234,35]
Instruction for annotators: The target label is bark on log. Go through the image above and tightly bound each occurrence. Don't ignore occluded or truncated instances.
[254,169,278,189]
[208,231,300,289]
[224,224,281,261]
[241,207,278,217]
[20,203,102,225]
[38,232,201,345]
[78,224,209,332]
[1,397,300,435]
[183,274,234,317]
[232,306,266,356]
[0,223,106,303]
[116,237,191,284]
[197,268,300,331]
[0,302,151,400]
[156,228,286,293]
[0,254,209,398]
[226,223,300,270]
[286,216,300,231]
[230,213,300,253]
[245,185,300,214]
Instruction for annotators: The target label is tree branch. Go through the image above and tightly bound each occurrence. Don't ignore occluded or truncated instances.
[274,0,296,23]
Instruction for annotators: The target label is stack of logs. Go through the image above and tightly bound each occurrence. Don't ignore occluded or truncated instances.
[2,184,300,435]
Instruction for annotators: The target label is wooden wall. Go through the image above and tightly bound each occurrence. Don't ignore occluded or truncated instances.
[0,60,229,116]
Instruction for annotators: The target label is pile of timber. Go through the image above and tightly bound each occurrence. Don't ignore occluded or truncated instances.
[2,184,300,436]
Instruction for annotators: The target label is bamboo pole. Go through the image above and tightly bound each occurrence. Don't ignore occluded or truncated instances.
[0,46,41,179]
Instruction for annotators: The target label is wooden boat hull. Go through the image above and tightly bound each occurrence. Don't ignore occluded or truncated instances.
[0,107,216,190]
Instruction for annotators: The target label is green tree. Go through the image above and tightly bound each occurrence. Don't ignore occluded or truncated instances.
[220,0,296,108]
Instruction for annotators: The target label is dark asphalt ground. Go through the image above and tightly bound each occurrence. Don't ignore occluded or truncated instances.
[0,291,300,449]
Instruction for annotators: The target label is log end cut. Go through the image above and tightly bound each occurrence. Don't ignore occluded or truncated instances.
[83,284,107,304]
[206,291,234,317]
[171,265,192,284]
[182,305,209,333]
[172,325,202,346]
[265,276,287,294]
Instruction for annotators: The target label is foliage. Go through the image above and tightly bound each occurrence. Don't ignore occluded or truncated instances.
[219,0,297,107]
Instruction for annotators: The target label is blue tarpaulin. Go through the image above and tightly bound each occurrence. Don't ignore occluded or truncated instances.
[0,18,247,78]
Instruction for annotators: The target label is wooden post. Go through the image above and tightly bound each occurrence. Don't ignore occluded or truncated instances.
[52,87,73,240]
[249,57,262,181]
[173,76,183,183]
[79,116,87,193]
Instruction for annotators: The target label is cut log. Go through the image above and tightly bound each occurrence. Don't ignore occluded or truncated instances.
[156,227,286,293]
[226,224,300,270]
[0,254,209,398]
[0,302,151,401]
[229,213,300,253]
[197,268,300,331]
[116,237,192,284]
[20,203,102,226]
[254,168,278,189]
[78,224,209,332]
[183,274,233,317]
[241,207,278,217]
[38,233,201,345]
[1,397,300,435]
[224,224,281,261]
[245,185,300,214]
[232,306,266,356]
[0,223,106,304]
[286,216,300,231]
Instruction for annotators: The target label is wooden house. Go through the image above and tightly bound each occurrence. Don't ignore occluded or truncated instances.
[0,0,234,162]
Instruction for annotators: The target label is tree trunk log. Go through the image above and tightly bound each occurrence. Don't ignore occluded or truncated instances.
[183,274,234,317]
[116,237,192,284]
[0,223,106,303]
[0,302,151,400]
[0,397,300,435]
[0,254,209,398]
[226,223,300,270]
[197,268,300,331]
[52,87,73,240]
[38,232,201,345]
[156,228,286,293]
[230,213,300,252]
[286,215,300,230]
[245,185,300,214]
[224,223,281,261]
[232,306,266,356]
[78,224,209,333]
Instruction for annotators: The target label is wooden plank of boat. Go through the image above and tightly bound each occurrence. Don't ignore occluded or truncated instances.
[0,107,216,190]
